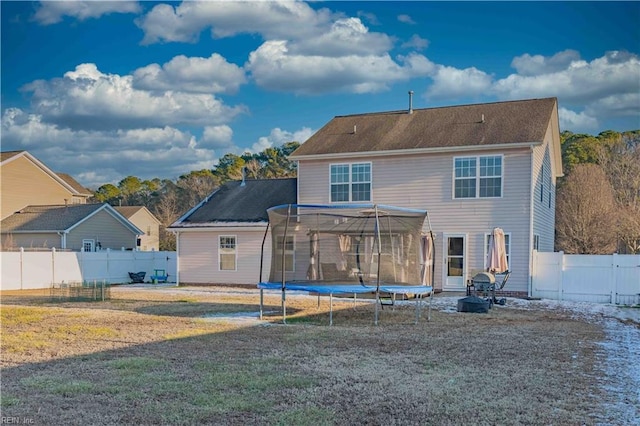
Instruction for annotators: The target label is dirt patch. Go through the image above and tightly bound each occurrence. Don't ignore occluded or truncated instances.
[0,286,632,425]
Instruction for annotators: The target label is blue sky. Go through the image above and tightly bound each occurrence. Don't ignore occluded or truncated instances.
[2,1,639,188]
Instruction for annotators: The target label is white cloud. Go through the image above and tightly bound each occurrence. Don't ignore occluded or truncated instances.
[1,108,215,187]
[132,54,246,94]
[250,127,315,153]
[558,107,599,132]
[397,14,415,25]
[494,51,640,105]
[33,1,141,25]
[511,49,581,76]
[201,125,234,149]
[136,0,332,45]
[289,18,393,57]
[427,65,493,100]
[21,63,246,131]
[402,34,429,50]
[246,41,431,94]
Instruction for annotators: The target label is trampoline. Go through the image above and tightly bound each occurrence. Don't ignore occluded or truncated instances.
[257,204,435,325]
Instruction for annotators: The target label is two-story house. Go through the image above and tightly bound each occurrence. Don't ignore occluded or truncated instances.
[171,98,562,296]
[1,150,145,251]
[0,151,92,220]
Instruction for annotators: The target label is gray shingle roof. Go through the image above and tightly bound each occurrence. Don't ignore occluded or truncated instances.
[291,98,557,157]
[178,178,297,225]
[1,204,106,232]
[56,173,92,196]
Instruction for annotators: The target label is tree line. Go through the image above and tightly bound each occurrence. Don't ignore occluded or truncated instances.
[556,130,640,254]
[92,142,300,250]
[91,131,640,254]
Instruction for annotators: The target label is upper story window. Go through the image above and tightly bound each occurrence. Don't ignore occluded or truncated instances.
[330,163,371,202]
[454,155,502,199]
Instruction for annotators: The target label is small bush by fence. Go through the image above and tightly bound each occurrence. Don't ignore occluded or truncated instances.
[49,281,110,302]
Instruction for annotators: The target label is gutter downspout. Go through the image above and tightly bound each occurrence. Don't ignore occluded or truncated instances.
[58,231,67,249]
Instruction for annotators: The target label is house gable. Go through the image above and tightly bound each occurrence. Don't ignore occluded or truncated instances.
[115,206,161,251]
[0,151,91,220]
[1,203,142,251]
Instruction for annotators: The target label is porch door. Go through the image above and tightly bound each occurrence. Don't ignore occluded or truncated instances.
[443,234,466,291]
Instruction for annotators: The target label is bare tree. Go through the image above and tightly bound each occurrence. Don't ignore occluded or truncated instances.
[153,190,183,251]
[596,132,640,253]
[556,164,619,254]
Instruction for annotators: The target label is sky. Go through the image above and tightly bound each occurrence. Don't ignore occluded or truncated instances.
[1,1,639,188]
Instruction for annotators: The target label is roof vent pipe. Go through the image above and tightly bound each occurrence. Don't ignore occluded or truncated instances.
[353,125,357,134]
[408,90,414,114]
[240,166,246,187]
[481,114,485,123]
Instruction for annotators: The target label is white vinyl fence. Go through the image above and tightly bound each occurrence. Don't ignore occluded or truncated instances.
[1,249,176,290]
[531,251,640,304]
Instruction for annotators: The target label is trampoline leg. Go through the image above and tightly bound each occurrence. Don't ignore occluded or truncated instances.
[282,289,287,325]
[428,290,432,321]
[375,292,379,326]
[329,293,333,326]
[414,294,420,325]
[259,289,264,320]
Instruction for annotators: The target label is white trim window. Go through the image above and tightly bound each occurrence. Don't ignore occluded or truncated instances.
[219,235,237,271]
[484,232,511,268]
[330,162,371,202]
[275,235,295,272]
[82,239,95,252]
[454,155,503,198]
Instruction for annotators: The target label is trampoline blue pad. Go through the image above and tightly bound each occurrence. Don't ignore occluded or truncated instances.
[258,282,433,295]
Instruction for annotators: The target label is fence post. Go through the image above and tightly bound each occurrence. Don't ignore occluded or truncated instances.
[51,247,56,288]
[611,253,617,304]
[20,247,24,290]
[558,251,564,301]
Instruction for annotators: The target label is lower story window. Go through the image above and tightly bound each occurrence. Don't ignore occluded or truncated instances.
[275,235,295,272]
[219,236,237,271]
[82,239,95,252]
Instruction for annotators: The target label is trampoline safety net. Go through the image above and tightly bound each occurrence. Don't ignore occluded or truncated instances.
[262,204,431,289]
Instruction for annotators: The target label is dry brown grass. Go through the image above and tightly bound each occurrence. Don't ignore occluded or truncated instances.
[0,286,617,425]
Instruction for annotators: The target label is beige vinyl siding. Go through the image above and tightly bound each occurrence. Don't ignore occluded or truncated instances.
[532,124,557,253]
[297,148,533,293]
[1,156,77,220]
[1,232,61,249]
[177,228,271,285]
[67,210,138,251]
[128,210,160,251]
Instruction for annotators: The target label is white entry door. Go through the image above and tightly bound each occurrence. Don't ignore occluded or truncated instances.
[443,234,466,291]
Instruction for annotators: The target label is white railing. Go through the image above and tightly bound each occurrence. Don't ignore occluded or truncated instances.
[1,248,176,290]
[531,251,640,304]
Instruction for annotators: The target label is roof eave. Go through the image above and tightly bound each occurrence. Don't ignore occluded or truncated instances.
[290,141,542,161]
[168,221,269,231]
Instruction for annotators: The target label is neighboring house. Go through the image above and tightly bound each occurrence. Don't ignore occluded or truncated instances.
[1,204,143,251]
[168,178,297,285]
[115,206,161,251]
[170,98,562,296]
[0,151,92,220]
